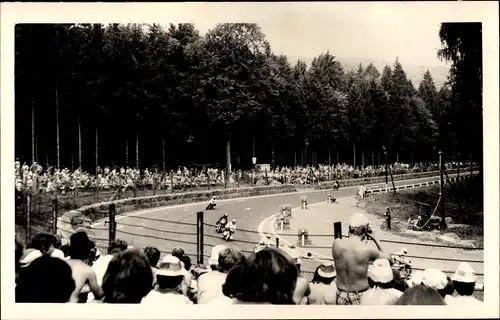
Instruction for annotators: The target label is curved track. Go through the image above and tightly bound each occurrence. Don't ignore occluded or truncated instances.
[91,175,477,269]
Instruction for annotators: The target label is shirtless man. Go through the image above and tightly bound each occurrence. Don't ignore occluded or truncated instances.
[332,213,391,305]
[65,232,104,303]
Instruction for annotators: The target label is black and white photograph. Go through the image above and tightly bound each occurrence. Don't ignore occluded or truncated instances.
[1,2,498,319]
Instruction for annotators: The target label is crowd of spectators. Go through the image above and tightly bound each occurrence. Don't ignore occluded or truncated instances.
[15,212,482,305]
[14,160,460,195]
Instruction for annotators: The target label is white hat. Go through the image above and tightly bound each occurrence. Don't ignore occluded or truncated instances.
[19,249,43,267]
[50,249,65,260]
[407,270,424,287]
[156,255,184,277]
[451,262,476,283]
[209,245,228,266]
[317,261,336,278]
[422,268,448,290]
[349,213,370,227]
[368,259,393,283]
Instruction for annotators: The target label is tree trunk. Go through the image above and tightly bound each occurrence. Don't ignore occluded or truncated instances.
[371,146,375,167]
[31,96,35,164]
[226,139,231,175]
[125,139,129,168]
[328,147,331,166]
[396,151,399,163]
[55,80,60,169]
[361,146,365,168]
[377,151,381,167]
[78,116,82,169]
[336,147,339,164]
[271,141,275,170]
[162,139,166,171]
[95,126,99,171]
[294,151,297,167]
[411,149,414,164]
[252,134,256,158]
[301,148,304,166]
[136,130,139,169]
[353,143,356,168]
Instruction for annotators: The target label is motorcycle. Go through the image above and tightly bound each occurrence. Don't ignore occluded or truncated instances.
[391,253,412,279]
[206,202,216,210]
[215,219,227,233]
[222,228,234,241]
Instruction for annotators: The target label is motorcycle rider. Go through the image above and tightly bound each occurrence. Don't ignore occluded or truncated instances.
[224,219,237,239]
[207,197,217,209]
[216,213,229,227]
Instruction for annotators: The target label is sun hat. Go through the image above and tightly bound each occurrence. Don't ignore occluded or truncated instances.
[368,259,393,283]
[156,254,185,277]
[451,262,476,283]
[19,249,43,267]
[209,245,228,266]
[422,268,448,290]
[349,213,370,228]
[317,261,336,278]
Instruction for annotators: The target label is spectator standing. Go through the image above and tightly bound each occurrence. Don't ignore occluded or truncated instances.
[332,213,391,305]
[101,249,153,303]
[142,255,192,304]
[446,262,483,305]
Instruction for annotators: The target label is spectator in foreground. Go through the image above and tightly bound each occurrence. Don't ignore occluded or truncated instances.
[66,232,104,303]
[308,262,337,305]
[172,247,192,295]
[198,246,245,304]
[16,255,75,303]
[393,284,446,305]
[102,249,153,303]
[144,246,161,287]
[332,213,391,305]
[15,238,24,282]
[222,247,298,305]
[361,259,402,305]
[142,254,192,304]
[283,244,310,305]
[26,233,65,259]
[446,262,482,305]
[421,268,453,299]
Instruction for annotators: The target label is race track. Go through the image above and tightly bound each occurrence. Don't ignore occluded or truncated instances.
[91,174,476,272]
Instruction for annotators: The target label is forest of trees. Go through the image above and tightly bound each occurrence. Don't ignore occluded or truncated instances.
[14,23,482,173]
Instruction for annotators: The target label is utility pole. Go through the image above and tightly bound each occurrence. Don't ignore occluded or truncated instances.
[439,150,446,230]
[383,145,388,192]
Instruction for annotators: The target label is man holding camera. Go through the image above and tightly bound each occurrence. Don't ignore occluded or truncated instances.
[332,213,391,305]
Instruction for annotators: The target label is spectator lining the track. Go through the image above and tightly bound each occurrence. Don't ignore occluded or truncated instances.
[332,213,391,305]
[393,284,446,305]
[283,244,310,304]
[199,246,245,304]
[171,248,192,296]
[421,268,453,299]
[142,254,192,304]
[144,246,161,287]
[25,233,65,260]
[222,247,298,304]
[16,255,76,303]
[66,232,104,303]
[308,262,337,305]
[446,262,483,305]
[101,249,153,303]
[361,259,402,305]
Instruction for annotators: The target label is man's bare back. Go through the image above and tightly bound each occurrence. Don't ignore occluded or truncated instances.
[333,237,389,292]
[66,259,104,303]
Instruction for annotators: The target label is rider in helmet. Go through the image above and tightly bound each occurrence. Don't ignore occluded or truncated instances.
[258,233,274,247]
[217,213,228,227]
[226,219,237,234]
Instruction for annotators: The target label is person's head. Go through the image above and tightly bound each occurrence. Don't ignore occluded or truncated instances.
[28,233,58,254]
[231,219,236,224]
[393,284,446,305]
[222,247,298,304]
[108,239,128,255]
[143,246,161,268]
[407,270,424,288]
[102,249,153,303]
[209,245,228,269]
[311,262,336,285]
[451,262,476,296]
[421,268,449,298]
[16,255,75,303]
[224,213,228,217]
[69,231,94,260]
[180,255,192,271]
[217,247,245,273]
[155,255,185,290]
[368,259,394,289]
[348,213,371,237]
[172,247,185,260]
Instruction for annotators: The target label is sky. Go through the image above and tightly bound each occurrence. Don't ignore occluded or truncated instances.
[159,2,453,69]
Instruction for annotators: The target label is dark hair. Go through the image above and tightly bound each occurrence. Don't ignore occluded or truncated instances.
[108,239,128,254]
[15,238,24,274]
[368,277,394,289]
[156,275,184,290]
[437,276,454,298]
[27,233,57,253]
[392,269,409,292]
[348,225,370,237]
[69,232,93,260]
[143,246,161,267]
[453,280,475,296]
[172,248,185,259]
[180,255,192,271]
[60,244,70,257]
[393,284,446,305]
[15,255,75,303]
[217,247,245,273]
[102,249,153,303]
[311,266,335,285]
[222,247,298,304]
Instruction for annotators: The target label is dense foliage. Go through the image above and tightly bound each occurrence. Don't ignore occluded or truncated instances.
[15,23,481,173]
